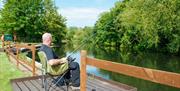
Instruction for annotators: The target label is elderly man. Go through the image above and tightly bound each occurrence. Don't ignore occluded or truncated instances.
[40,33,80,88]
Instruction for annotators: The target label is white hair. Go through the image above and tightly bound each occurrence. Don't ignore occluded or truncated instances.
[42,33,52,41]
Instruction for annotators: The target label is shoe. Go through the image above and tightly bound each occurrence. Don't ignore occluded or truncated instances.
[70,86,80,91]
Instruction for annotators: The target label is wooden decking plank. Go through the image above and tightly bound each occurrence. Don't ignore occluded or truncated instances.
[12,82,21,91]
[87,79,124,91]
[16,82,30,91]
[37,78,68,91]
[49,86,66,91]
[35,77,55,90]
[30,80,43,91]
[86,81,99,91]
[34,77,64,91]
[23,80,39,91]
[29,80,42,91]
[86,87,96,91]
[35,78,52,91]
[87,81,110,91]
[87,79,112,90]
[87,73,136,91]
[11,75,136,91]
[86,83,103,91]
[34,78,43,86]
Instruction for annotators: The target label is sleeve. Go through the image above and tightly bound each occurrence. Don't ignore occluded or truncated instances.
[45,49,55,61]
[40,45,57,61]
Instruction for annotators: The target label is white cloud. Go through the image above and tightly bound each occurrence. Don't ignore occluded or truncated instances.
[58,7,107,27]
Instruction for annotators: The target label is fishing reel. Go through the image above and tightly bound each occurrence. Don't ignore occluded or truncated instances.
[67,56,76,64]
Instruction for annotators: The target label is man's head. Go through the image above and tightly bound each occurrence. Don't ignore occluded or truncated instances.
[42,33,52,46]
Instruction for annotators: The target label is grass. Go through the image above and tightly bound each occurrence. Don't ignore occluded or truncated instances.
[0,52,29,91]
[0,41,2,48]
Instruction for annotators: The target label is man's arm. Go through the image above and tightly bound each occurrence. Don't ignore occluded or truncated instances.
[48,58,67,66]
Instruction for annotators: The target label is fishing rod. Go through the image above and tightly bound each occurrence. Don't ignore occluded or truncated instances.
[67,31,96,57]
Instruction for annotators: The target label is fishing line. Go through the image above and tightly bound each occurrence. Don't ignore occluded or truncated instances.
[66,32,96,57]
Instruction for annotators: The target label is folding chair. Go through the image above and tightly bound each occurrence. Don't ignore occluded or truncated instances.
[38,51,70,91]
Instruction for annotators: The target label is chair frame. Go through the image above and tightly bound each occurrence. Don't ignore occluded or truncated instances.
[38,51,70,91]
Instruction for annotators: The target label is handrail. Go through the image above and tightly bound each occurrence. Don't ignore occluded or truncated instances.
[4,42,37,76]
[80,50,180,91]
[15,44,36,76]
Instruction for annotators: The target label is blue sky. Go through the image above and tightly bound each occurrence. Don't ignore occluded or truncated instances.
[55,0,119,27]
[0,0,3,9]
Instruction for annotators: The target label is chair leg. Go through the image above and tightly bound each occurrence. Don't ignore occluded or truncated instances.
[48,76,57,90]
[67,85,69,91]
[65,79,69,91]
[42,75,44,88]
[43,71,69,91]
[52,71,67,88]
[44,75,48,91]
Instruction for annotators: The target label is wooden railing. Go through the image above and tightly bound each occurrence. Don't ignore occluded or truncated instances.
[0,34,4,48]
[15,44,36,76]
[80,50,180,91]
[4,42,37,76]
[1,33,37,76]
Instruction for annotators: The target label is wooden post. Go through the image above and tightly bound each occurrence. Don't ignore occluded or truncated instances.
[31,45,36,76]
[16,44,19,68]
[7,41,10,49]
[13,33,17,42]
[1,34,4,49]
[2,40,4,49]
[80,50,87,91]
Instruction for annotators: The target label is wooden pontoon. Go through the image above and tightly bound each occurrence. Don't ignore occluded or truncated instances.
[4,43,136,91]
[3,42,179,91]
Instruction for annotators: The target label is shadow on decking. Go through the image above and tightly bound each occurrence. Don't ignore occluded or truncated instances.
[11,74,137,91]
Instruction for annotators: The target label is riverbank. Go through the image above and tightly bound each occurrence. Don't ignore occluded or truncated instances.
[0,52,30,91]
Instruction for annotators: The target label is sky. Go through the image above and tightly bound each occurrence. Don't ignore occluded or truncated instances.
[55,0,119,27]
[0,0,3,9]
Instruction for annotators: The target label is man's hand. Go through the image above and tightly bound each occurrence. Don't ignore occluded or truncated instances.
[48,58,67,66]
[59,57,67,63]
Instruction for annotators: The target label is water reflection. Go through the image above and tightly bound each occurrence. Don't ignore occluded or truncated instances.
[53,44,180,91]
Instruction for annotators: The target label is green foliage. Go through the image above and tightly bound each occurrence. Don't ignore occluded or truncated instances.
[43,0,66,44]
[66,27,79,43]
[66,26,94,49]
[0,0,66,43]
[94,0,180,54]
[94,9,120,47]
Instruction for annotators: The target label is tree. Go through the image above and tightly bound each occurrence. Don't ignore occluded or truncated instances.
[66,26,94,49]
[0,0,66,43]
[94,0,180,54]
[119,0,180,53]
[43,0,67,44]
[94,1,126,48]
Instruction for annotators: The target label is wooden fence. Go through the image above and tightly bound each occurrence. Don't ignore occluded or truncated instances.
[15,44,36,76]
[4,42,37,76]
[80,50,180,91]
[1,33,38,76]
